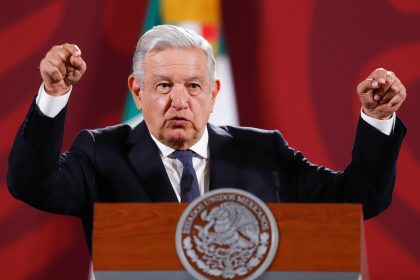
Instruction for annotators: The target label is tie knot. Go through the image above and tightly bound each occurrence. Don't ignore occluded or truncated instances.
[174,150,193,167]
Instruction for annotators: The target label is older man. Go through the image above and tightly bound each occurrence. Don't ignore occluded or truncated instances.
[8,25,406,251]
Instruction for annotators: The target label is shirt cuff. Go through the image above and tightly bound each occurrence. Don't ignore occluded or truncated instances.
[35,83,71,118]
[360,109,395,136]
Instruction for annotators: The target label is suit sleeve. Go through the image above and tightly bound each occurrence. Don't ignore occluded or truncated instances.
[276,117,406,219]
[7,100,95,217]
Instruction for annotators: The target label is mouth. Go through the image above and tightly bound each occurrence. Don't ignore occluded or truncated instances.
[167,117,190,127]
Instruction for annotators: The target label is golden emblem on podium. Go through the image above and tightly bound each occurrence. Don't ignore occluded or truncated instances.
[176,188,279,280]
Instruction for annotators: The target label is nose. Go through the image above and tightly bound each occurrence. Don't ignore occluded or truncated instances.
[170,84,189,110]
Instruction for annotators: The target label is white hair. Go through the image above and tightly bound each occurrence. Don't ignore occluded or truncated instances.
[132,24,216,84]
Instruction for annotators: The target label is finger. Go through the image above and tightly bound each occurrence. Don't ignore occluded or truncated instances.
[388,86,407,107]
[67,70,82,84]
[47,46,85,76]
[362,99,379,110]
[386,96,403,114]
[64,65,74,79]
[66,60,86,82]
[385,71,396,84]
[357,78,379,94]
[46,44,80,71]
[46,54,67,76]
[42,60,65,82]
[45,46,75,76]
[382,71,397,93]
[67,57,86,77]
[371,68,387,85]
[69,55,86,70]
[62,43,81,57]
[380,78,402,104]
[73,60,87,78]
[373,89,383,102]
[374,71,398,102]
[49,45,73,61]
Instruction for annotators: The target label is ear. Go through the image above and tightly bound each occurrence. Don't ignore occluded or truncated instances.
[128,74,143,110]
[210,79,221,111]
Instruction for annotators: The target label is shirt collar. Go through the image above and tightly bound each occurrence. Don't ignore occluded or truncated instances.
[149,127,209,159]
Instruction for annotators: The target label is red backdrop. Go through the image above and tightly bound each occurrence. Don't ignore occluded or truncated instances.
[0,0,419,279]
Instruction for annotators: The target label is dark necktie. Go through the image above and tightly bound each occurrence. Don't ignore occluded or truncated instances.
[174,150,200,202]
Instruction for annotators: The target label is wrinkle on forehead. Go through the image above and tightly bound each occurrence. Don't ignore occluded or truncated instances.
[144,48,209,81]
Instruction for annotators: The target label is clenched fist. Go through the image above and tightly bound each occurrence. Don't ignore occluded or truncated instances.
[357,68,406,120]
[40,43,87,96]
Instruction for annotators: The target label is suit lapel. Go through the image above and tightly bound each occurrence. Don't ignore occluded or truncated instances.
[208,124,238,191]
[127,121,178,202]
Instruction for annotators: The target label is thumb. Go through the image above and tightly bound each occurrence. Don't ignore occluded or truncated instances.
[357,78,379,95]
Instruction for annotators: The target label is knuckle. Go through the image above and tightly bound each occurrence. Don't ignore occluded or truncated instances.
[45,51,54,59]
[50,71,61,80]
[51,45,62,52]
[49,47,66,58]
[391,84,400,92]
[50,67,60,75]
[40,57,47,66]
[375,68,387,78]
[64,43,78,53]
[402,87,407,98]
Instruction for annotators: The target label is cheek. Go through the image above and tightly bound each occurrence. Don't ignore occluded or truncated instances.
[144,95,169,115]
[156,96,170,110]
[191,98,213,121]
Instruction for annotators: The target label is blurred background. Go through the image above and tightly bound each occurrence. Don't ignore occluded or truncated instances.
[0,0,419,279]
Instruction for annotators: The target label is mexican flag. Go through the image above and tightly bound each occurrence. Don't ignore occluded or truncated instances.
[122,0,238,127]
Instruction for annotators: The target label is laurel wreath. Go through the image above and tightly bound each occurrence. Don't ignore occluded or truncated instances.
[183,232,270,278]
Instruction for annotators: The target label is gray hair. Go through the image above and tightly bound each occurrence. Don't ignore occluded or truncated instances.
[132,25,216,84]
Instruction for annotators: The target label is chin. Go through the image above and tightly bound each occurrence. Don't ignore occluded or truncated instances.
[165,129,193,143]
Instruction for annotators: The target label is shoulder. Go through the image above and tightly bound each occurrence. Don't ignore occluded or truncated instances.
[209,123,287,145]
[73,123,133,146]
[89,123,132,139]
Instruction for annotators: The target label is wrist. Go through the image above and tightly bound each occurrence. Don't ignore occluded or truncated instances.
[43,83,71,96]
[362,107,392,120]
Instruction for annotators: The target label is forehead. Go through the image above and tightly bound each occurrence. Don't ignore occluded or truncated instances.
[143,48,209,79]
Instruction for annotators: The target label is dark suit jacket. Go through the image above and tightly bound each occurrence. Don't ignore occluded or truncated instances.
[7,101,406,251]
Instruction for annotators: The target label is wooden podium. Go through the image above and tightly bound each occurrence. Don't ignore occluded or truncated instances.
[93,203,369,280]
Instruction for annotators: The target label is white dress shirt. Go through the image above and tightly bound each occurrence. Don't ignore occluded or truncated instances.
[149,129,210,202]
[35,84,396,201]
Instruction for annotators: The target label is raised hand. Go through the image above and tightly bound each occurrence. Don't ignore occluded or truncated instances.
[357,68,406,119]
[39,43,87,96]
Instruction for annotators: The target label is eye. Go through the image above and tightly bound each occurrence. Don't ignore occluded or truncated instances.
[187,83,201,95]
[189,83,201,89]
[156,82,172,94]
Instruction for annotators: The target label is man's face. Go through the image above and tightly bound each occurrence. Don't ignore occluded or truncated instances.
[128,47,220,150]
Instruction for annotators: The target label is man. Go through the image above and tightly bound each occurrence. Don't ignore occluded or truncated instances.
[7,25,406,251]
